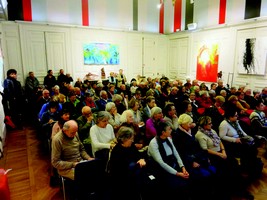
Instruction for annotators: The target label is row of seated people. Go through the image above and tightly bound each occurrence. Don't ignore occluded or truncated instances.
[33,77,267,199]
[50,106,262,200]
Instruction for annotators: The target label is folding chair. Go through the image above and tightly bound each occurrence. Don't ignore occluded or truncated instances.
[60,159,107,200]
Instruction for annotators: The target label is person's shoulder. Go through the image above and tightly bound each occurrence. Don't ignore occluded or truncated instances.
[53,130,63,141]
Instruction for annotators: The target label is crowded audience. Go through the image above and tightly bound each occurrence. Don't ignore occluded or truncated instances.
[3,68,267,200]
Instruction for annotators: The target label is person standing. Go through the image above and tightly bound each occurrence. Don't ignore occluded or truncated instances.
[25,71,39,102]
[57,69,67,88]
[116,69,127,88]
[25,71,40,120]
[44,69,57,93]
[3,69,24,128]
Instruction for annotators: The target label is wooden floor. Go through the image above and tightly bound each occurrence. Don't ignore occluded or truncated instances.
[1,124,267,200]
[0,125,63,200]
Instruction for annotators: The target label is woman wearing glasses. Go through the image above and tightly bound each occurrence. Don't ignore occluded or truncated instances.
[196,116,253,200]
[219,108,262,180]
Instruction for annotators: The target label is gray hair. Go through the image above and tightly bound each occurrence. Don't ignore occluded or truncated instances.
[220,90,227,95]
[100,90,107,97]
[95,111,110,123]
[62,120,78,130]
[199,90,209,97]
[151,107,162,118]
[105,102,116,112]
[53,85,60,90]
[120,110,134,123]
[112,94,123,102]
[177,114,193,125]
[117,126,134,144]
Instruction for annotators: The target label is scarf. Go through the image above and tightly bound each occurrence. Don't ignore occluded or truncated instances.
[198,126,220,147]
[226,120,244,137]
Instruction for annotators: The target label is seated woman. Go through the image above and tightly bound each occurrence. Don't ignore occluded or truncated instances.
[112,94,126,114]
[51,109,70,139]
[109,126,146,200]
[145,107,164,145]
[120,110,146,151]
[196,90,213,112]
[90,111,116,165]
[180,100,198,135]
[219,109,262,179]
[128,98,145,127]
[196,116,254,200]
[105,102,121,134]
[172,114,216,199]
[249,100,267,136]
[142,95,156,123]
[147,121,190,199]
[40,100,60,139]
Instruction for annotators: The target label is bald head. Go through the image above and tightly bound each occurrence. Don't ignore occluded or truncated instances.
[82,106,92,116]
[63,120,78,138]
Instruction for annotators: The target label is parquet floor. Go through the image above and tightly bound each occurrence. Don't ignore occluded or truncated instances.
[0,125,62,200]
[1,124,267,200]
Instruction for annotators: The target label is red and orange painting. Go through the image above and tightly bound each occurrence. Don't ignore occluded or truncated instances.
[196,43,219,82]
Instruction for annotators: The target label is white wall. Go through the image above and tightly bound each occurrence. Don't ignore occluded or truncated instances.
[1,19,267,92]
[0,22,168,85]
[167,19,267,91]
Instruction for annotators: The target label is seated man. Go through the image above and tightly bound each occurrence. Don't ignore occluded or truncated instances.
[249,100,267,136]
[76,106,95,156]
[51,120,94,180]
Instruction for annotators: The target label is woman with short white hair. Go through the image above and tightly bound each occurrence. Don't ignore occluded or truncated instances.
[105,102,121,133]
[172,114,216,199]
[145,106,164,144]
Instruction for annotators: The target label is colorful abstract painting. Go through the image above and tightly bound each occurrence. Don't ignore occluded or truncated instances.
[196,43,219,82]
[83,43,120,65]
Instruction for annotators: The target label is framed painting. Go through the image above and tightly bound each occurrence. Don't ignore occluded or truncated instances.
[83,43,120,65]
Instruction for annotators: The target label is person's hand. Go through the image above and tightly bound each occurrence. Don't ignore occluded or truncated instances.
[192,162,200,168]
[87,115,94,122]
[138,122,145,127]
[182,167,189,177]
[110,142,116,149]
[217,152,227,159]
[137,159,146,168]
[176,169,189,179]
[48,119,54,124]
[236,138,242,143]
[191,123,196,128]
[73,162,79,168]
[240,110,246,115]
[87,157,95,161]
